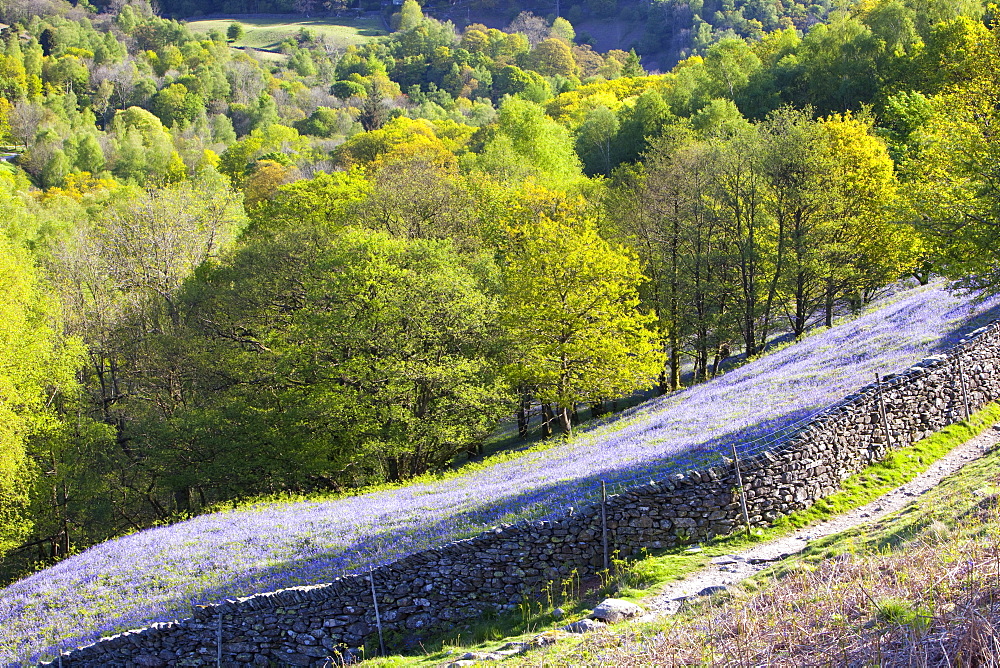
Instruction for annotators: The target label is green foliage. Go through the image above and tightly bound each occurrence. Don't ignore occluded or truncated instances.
[293,106,353,138]
[109,107,174,184]
[331,79,366,99]
[250,168,369,231]
[611,87,675,167]
[551,17,576,43]
[575,105,619,175]
[226,22,243,42]
[501,214,664,433]
[0,236,84,558]
[492,65,550,101]
[181,225,512,486]
[899,34,1000,292]
[470,98,581,187]
[528,38,578,77]
[150,83,203,127]
[395,0,424,32]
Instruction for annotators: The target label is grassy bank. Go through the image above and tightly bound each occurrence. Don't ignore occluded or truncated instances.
[515,411,1000,665]
[360,403,1000,666]
[185,16,385,50]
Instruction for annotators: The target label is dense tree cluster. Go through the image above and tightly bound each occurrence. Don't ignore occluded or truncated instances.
[0,0,998,587]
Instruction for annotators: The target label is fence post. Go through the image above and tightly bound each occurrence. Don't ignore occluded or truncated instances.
[875,373,893,450]
[216,612,223,668]
[958,356,971,421]
[601,480,609,573]
[369,566,385,657]
[730,442,752,538]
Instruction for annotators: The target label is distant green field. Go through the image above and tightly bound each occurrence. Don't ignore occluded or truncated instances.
[185,15,386,52]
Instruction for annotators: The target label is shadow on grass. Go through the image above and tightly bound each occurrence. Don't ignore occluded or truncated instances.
[164,407,820,614]
[931,297,1000,353]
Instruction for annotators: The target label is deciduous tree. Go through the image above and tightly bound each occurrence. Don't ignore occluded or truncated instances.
[0,236,83,557]
[501,214,664,434]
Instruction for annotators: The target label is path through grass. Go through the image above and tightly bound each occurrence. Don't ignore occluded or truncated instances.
[519,440,1000,665]
[357,403,1000,665]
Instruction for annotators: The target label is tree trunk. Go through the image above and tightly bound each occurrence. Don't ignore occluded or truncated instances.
[669,209,680,391]
[759,207,787,353]
[669,343,680,391]
[173,487,190,514]
[712,342,731,377]
[516,393,530,439]
[793,270,807,337]
[696,341,708,382]
[558,406,572,434]
[913,259,933,286]
[541,404,554,438]
[825,278,835,327]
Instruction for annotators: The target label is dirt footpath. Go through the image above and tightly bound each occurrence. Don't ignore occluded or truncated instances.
[637,424,1000,621]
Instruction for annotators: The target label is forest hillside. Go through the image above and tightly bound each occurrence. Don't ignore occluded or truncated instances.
[2,0,1000,661]
[2,280,999,664]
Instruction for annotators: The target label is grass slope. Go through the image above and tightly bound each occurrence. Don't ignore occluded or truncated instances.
[3,281,1000,664]
[512,410,1000,666]
[185,16,386,51]
[357,403,1000,665]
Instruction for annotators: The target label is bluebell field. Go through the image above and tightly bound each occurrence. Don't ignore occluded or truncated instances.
[2,281,999,664]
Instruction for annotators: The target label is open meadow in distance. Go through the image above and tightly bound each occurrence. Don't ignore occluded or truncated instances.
[184,15,386,52]
[4,281,1000,665]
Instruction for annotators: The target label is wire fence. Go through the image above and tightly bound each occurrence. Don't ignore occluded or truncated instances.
[340,355,968,582]
[334,352,977,585]
[555,404,831,514]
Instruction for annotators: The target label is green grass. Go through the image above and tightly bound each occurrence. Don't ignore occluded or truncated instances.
[586,402,1000,607]
[528,461,1000,664]
[184,16,386,51]
[358,403,1000,666]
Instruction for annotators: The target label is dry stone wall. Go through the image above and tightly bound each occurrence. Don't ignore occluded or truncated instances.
[46,322,1000,667]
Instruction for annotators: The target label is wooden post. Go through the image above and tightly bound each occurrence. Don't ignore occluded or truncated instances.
[958,357,971,421]
[601,481,609,572]
[876,373,893,449]
[730,442,752,538]
[369,566,385,657]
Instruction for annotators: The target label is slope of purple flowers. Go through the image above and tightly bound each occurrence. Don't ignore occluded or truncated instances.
[3,281,999,664]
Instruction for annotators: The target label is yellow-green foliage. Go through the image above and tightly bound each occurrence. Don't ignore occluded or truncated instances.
[545,75,668,127]
[0,236,84,556]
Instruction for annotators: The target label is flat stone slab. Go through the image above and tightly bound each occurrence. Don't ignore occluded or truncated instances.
[711,555,742,565]
[562,619,607,634]
[590,598,645,624]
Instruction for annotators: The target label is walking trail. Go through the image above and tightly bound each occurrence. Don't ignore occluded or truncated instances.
[636,423,1000,621]
[441,425,1000,666]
